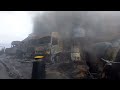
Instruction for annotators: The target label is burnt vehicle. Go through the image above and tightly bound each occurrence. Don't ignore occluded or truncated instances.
[100,58,120,80]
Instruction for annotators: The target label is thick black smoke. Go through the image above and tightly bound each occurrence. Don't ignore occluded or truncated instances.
[32,11,120,43]
[31,11,120,67]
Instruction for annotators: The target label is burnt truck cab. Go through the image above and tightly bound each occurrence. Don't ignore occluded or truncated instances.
[101,58,120,80]
[34,51,45,59]
[31,46,48,79]
[34,45,50,59]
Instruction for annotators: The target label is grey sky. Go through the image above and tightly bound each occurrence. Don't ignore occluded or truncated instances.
[0,11,35,48]
[0,11,118,48]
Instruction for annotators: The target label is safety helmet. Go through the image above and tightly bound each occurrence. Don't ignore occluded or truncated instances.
[34,56,44,59]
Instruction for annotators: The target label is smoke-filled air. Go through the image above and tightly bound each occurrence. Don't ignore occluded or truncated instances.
[32,11,120,42]
[1,11,120,79]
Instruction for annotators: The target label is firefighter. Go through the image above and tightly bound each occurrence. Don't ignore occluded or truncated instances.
[31,55,46,79]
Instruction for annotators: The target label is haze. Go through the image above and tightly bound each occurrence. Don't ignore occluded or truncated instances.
[0,11,33,48]
[0,11,120,48]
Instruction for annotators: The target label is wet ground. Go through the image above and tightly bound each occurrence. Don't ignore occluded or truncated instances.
[0,54,93,79]
[0,62,12,79]
[0,54,69,79]
[0,54,32,79]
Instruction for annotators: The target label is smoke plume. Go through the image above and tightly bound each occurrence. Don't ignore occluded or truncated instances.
[32,11,120,43]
